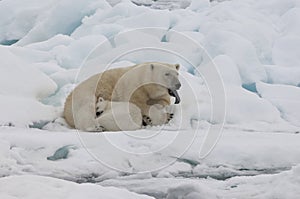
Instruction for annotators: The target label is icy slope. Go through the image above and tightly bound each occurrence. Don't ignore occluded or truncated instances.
[0,175,154,199]
[0,0,299,129]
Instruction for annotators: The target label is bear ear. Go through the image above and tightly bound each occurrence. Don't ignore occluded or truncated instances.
[150,64,154,70]
[175,64,180,70]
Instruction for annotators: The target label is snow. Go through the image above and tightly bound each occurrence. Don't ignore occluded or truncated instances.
[166,183,218,199]
[264,65,300,86]
[225,86,283,124]
[0,175,154,199]
[257,82,300,126]
[1,126,300,198]
[0,96,57,128]
[100,164,300,199]
[188,0,210,12]
[1,127,300,181]
[203,30,267,84]
[0,0,58,45]
[0,47,57,99]
[1,0,300,198]
[272,34,300,67]
[16,0,111,46]
[212,55,241,86]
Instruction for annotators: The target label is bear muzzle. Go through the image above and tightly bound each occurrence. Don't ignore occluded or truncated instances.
[175,83,181,90]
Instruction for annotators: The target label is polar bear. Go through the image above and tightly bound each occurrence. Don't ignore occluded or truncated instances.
[92,97,142,132]
[64,62,181,131]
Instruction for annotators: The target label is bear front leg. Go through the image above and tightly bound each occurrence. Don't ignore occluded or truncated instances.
[86,125,106,132]
[144,104,176,126]
[167,113,174,122]
[143,104,170,126]
[72,94,101,132]
[165,105,176,123]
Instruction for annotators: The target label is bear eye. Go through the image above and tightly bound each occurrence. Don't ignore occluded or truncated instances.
[165,73,170,76]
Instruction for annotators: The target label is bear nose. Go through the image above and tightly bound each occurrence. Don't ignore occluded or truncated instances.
[175,83,181,89]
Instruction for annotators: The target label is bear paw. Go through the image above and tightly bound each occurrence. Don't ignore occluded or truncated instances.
[142,115,152,126]
[86,125,106,132]
[167,113,174,122]
[95,125,106,132]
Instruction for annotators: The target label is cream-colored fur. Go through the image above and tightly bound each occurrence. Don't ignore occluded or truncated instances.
[92,97,142,132]
[64,62,180,131]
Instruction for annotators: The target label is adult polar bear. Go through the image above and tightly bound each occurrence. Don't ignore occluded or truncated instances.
[64,62,181,131]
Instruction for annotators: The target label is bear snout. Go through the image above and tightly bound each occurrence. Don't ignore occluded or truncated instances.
[175,82,181,90]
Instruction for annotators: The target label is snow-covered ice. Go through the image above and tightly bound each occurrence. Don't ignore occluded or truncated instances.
[1,0,300,198]
[0,175,154,199]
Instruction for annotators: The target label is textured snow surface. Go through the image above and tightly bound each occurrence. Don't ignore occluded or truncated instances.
[0,175,154,199]
[1,0,300,198]
[1,127,300,198]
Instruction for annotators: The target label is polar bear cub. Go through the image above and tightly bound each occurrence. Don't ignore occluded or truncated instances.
[93,97,142,132]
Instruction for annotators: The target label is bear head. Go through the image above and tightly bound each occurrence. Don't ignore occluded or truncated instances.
[149,62,181,104]
[96,97,108,118]
[148,62,181,90]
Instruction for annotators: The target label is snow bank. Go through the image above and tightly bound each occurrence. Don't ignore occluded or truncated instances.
[188,0,210,12]
[0,0,57,45]
[0,96,57,128]
[212,55,241,86]
[16,0,111,46]
[203,30,267,84]
[162,164,300,199]
[222,164,300,199]
[225,86,283,124]
[0,175,154,199]
[1,0,299,128]
[1,124,300,198]
[0,47,56,99]
[0,47,58,127]
[272,34,300,67]
[1,126,300,179]
[100,163,300,199]
[54,35,108,69]
[257,82,300,126]
[264,65,300,86]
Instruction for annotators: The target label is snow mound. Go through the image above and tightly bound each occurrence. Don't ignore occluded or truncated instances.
[264,65,300,86]
[0,96,57,128]
[0,175,154,199]
[203,30,267,84]
[0,47,57,99]
[0,0,57,45]
[272,34,300,67]
[0,46,58,127]
[16,0,111,46]
[257,82,300,126]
